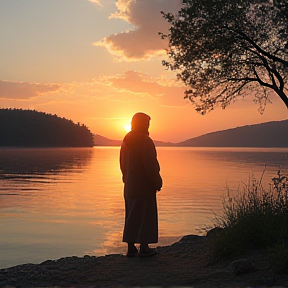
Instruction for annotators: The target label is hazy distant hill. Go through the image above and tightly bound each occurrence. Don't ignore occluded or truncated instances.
[93,134,176,147]
[154,140,177,147]
[0,108,94,147]
[179,119,288,147]
[93,134,122,146]
[94,119,288,147]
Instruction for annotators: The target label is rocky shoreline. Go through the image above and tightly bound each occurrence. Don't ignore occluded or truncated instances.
[1,234,288,288]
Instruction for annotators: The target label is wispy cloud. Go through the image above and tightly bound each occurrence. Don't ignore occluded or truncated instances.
[88,0,103,7]
[94,0,183,61]
[0,71,186,107]
[104,70,187,106]
[93,117,127,120]
[0,80,61,100]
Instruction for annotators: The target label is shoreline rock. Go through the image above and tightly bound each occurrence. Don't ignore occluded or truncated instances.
[1,234,288,288]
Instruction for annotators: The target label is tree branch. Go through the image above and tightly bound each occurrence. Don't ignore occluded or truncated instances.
[230,28,288,66]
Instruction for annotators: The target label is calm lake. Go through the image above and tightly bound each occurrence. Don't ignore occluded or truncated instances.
[1,146,288,269]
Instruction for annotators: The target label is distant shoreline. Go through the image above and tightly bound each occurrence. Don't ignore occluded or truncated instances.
[1,145,288,149]
[94,119,288,147]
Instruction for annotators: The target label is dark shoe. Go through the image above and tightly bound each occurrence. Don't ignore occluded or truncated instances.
[138,247,157,257]
[126,246,138,258]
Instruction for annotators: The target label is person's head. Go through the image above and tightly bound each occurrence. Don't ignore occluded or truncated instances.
[131,112,151,135]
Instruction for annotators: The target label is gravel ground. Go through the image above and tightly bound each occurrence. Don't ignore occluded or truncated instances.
[1,235,288,288]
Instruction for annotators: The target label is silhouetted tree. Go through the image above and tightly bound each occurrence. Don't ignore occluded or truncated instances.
[0,109,94,147]
[160,0,288,114]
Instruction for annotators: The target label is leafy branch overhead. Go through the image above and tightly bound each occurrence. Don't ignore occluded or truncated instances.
[160,0,288,114]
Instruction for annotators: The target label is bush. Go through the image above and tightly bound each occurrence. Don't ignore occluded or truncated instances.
[208,170,288,262]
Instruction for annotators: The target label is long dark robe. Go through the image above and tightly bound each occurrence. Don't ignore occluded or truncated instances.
[120,130,162,244]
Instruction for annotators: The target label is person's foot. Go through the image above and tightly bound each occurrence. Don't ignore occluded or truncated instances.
[126,245,138,258]
[138,247,157,257]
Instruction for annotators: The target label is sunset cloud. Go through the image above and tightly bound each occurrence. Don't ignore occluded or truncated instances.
[88,0,103,7]
[94,0,183,61]
[105,70,187,106]
[0,80,60,100]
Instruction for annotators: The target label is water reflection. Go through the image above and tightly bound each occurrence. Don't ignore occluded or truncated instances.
[0,147,123,268]
[1,147,288,269]
[0,148,93,194]
[0,148,93,176]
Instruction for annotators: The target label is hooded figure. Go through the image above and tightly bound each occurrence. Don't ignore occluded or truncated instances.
[120,112,162,257]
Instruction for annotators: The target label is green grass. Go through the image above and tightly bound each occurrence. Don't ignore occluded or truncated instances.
[207,170,288,272]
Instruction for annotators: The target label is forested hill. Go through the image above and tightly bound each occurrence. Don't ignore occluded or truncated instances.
[0,109,94,147]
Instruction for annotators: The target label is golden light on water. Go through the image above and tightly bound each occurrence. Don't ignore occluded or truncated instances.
[2,146,287,269]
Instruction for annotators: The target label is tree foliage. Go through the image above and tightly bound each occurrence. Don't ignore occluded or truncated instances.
[0,109,94,147]
[161,0,288,114]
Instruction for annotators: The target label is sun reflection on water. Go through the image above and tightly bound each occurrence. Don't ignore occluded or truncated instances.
[1,147,288,268]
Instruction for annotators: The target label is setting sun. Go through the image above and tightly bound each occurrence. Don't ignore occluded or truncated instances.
[124,124,131,132]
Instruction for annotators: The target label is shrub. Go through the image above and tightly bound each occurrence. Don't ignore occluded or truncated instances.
[208,170,288,261]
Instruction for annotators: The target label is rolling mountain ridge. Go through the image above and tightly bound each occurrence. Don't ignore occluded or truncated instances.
[94,119,288,147]
[179,119,288,147]
[93,134,176,147]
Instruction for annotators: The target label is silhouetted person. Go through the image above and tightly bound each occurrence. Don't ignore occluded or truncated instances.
[120,112,163,257]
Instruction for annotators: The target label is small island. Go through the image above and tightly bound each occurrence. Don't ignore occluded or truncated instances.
[0,109,94,147]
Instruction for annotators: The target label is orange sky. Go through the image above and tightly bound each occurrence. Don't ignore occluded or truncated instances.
[0,0,287,143]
